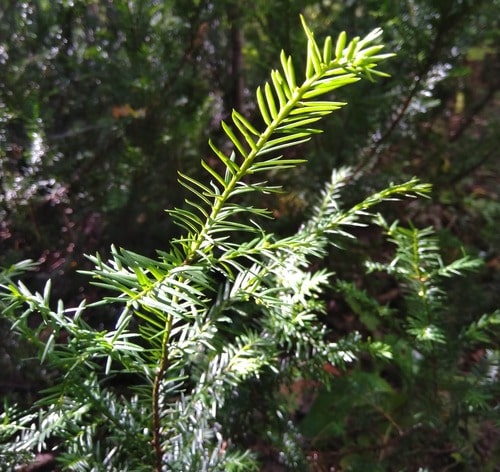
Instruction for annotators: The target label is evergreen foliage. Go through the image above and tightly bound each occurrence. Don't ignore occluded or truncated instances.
[1,15,498,471]
[304,218,499,469]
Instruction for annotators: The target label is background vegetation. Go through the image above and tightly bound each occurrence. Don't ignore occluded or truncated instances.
[1,1,499,470]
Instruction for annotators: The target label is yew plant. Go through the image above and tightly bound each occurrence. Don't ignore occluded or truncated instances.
[1,16,495,471]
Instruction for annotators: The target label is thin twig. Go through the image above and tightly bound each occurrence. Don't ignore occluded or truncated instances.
[152,312,174,472]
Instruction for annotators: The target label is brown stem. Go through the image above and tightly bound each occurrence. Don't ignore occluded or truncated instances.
[449,148,493,186]
[352,74,424,178]
[449,84,499,143]
[352,2,483,179]
[227,1,244,113]
[152,313,174,471]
